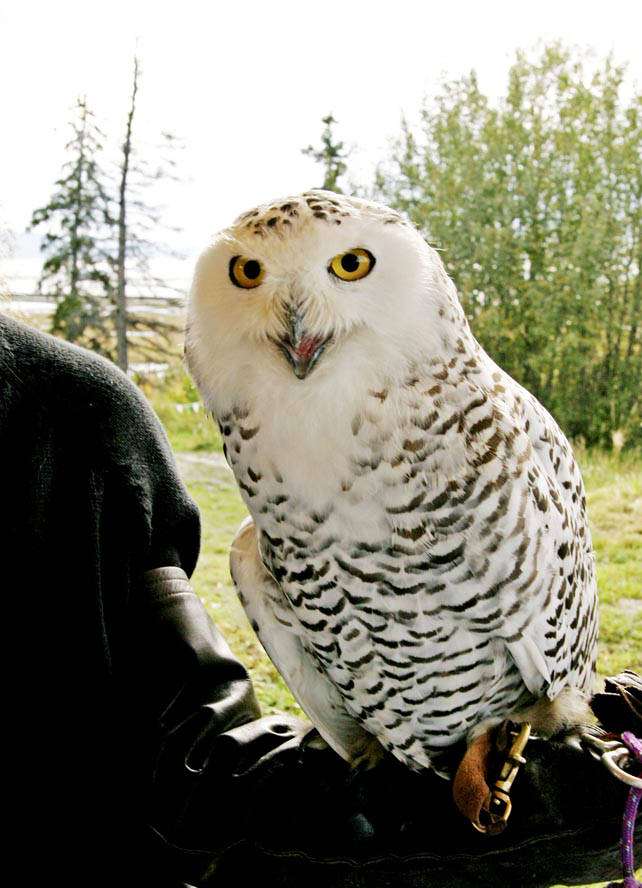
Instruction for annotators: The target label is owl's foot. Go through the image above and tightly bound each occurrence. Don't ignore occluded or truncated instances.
[517,687,591,736]
[350,734,387,772]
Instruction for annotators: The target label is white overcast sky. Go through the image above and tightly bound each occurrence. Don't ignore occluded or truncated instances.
[1,0,641,290]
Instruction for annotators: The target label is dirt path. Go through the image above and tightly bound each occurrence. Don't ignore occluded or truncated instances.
[175,450,232,486]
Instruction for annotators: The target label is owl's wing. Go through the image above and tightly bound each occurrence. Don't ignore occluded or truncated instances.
[229,516,372,762]
[514,385,598,696]
[481,375,598,700]
[406,370,597,715]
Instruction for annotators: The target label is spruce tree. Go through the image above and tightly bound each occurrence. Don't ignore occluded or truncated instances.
[30,67,183,373]
[302,114,348,193]
[30,97,115,355]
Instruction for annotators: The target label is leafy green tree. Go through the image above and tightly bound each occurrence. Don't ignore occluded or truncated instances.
[30,97,115,355]
[303,114,348,193]
[375,44,642,448]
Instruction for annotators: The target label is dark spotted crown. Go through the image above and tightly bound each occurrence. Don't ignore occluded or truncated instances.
[231,190,408,238]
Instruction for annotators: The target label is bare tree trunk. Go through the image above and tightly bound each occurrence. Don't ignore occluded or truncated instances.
[115,58,139,372]
[69,98,88,306]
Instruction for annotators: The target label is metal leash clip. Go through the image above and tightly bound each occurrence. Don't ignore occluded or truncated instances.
[581,727,642,789]
[479,722,531,832]
[602,747,642,789]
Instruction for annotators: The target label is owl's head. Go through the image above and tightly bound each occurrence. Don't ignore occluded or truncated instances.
[186,191,470,409]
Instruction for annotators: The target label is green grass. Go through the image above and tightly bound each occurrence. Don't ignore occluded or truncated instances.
[579,446,642,676]
[172,447,300,715]
[142,368,223,453]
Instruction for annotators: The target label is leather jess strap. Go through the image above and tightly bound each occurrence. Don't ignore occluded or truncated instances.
[452,721,531,835]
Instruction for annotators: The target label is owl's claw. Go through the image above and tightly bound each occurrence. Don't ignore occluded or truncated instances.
[350,735,387,772]
[300,726,331,753]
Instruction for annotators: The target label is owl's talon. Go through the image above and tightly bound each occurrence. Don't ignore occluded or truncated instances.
[350,735,387,772]
[301,727,330,753]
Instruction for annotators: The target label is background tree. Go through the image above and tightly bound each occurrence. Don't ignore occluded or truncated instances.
[302,113,349,193]
[113,57,139,370]
[111,56,183,372]
[0,222,12,301]
[30,97,115,355]
[29,63,183,372]
[375,43,642,449]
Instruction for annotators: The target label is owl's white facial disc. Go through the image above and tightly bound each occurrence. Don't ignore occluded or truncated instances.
[186,190,469,412]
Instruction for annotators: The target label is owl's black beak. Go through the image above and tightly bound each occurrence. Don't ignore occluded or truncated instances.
[277,310,329,379]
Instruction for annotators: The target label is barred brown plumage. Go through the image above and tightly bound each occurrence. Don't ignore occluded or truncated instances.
[186,189,599,774]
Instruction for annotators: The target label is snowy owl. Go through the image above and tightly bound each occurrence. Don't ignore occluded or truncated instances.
[185,190,598,778]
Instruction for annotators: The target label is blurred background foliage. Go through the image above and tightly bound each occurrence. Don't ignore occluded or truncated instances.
[371,43,641,449]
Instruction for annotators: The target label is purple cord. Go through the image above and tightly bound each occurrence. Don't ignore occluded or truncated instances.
[606,732,642,888]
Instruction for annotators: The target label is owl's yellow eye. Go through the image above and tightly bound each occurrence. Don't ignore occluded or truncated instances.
[329,248,375,282]
[229,256,264,289]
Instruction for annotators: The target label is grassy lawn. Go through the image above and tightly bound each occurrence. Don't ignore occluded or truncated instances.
[143,372,299,712]
[580,447,642,676]
[174,449,299,713]
[150,377,642,716]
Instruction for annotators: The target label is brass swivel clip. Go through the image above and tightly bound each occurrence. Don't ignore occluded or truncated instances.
[477,721,531,834]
